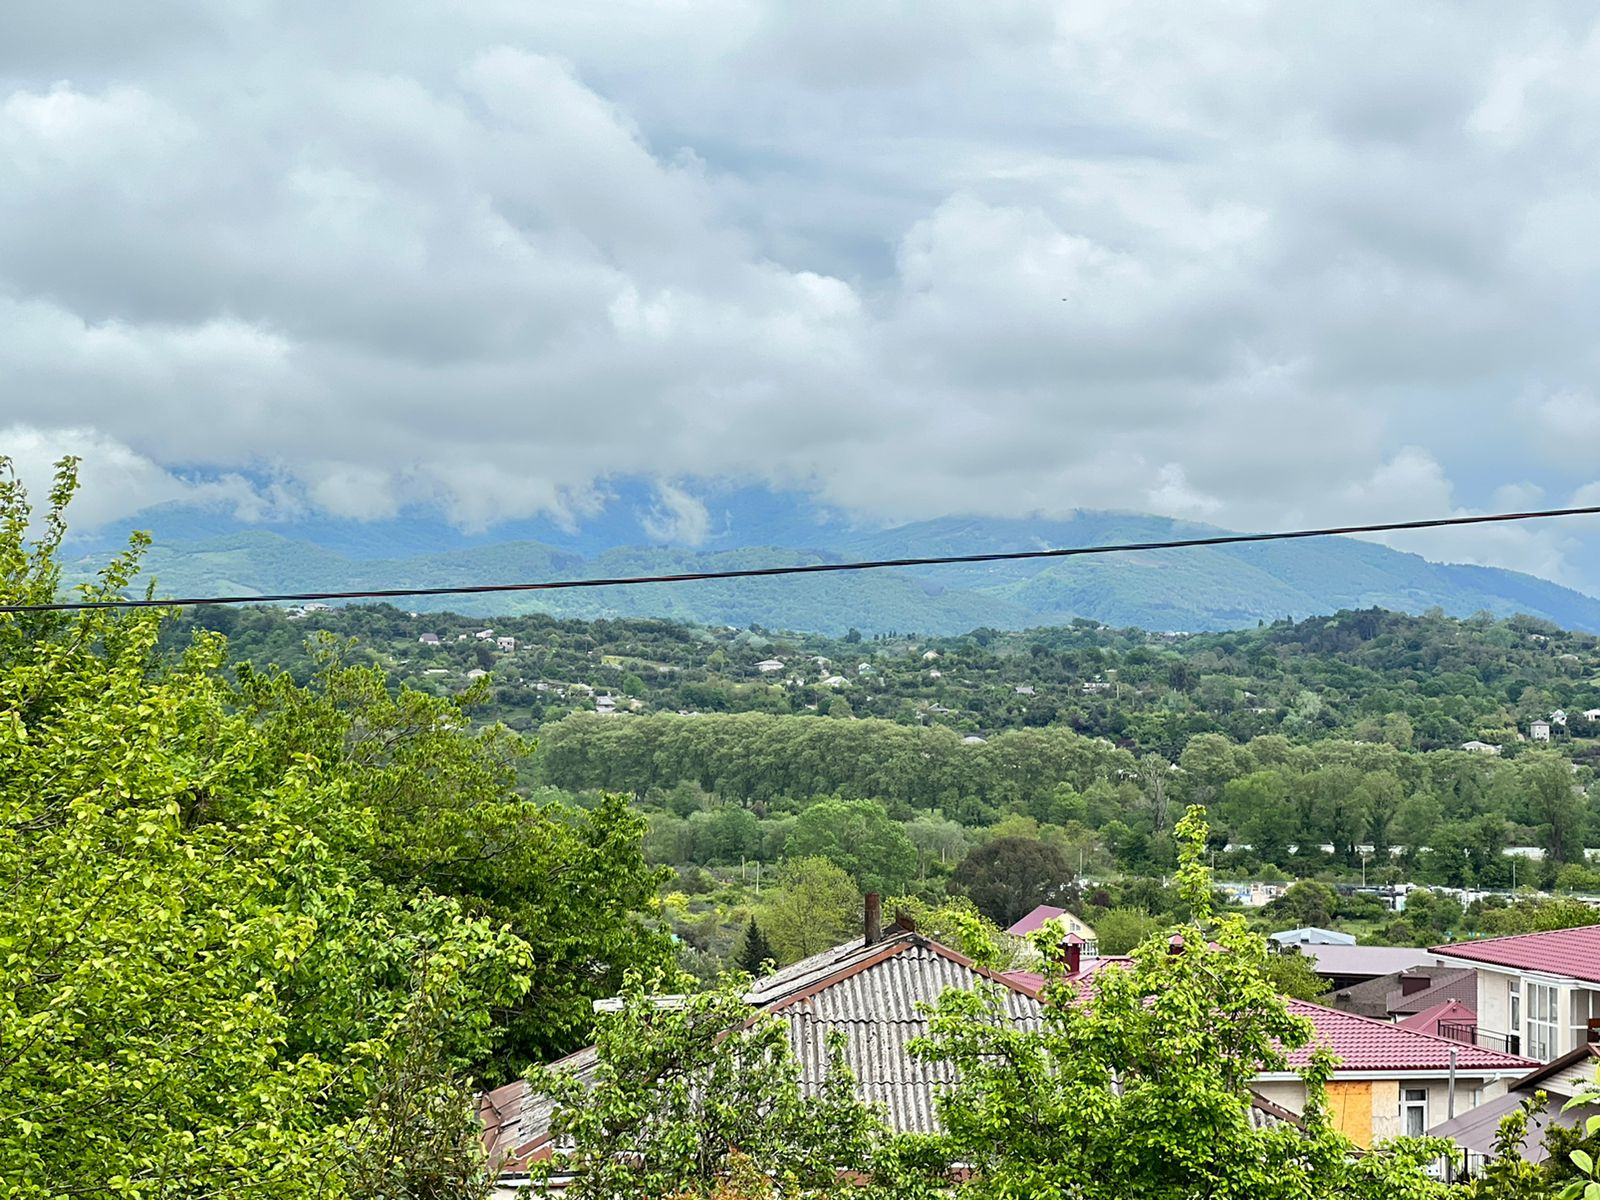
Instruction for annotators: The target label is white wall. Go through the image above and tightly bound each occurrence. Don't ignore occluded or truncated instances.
[1476,966,1515,1044]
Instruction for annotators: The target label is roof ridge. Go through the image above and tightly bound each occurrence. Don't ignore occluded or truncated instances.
[1432,922,1600,953]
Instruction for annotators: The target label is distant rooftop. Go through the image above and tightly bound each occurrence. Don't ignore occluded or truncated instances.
[1269,927,1356,946]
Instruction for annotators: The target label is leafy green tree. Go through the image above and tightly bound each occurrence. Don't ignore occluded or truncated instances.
[0,459,531,1197]
[1272,880,1339,928]
[787,797,918,894]
[1264,950,1330,1002]
[1093,907,1162,955]
[760,857,860,964]
[235,650,674,1079]
[950,836,1073,927]
[898,807,1451,1199]
[527,970,882,1199]
[1519,752,1587,864]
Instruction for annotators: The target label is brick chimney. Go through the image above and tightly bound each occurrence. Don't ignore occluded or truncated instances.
[864,892,882,946]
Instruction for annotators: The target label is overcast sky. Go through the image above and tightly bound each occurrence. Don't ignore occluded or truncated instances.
[4,3,1600,586]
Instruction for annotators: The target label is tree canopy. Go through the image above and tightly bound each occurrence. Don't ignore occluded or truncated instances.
[0,458,668,1195]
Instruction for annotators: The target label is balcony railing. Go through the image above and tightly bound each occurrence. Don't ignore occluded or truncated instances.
[1438,1020,1520,1055]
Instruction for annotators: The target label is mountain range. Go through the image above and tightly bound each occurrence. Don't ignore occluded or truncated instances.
[65,483,1600,636]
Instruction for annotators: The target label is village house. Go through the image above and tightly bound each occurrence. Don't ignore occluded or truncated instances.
[483,909,1299,1194]
[1214,881,1287,908]
[1007,904,1099,956]
[1327,964,1479,1025]
[496,636,517,652]
[418,632,441,645]
[1459,740,1501,755]
[1252,1001,1533,1148]
[755,658,785,673]
[1430,924,1600,1061]
[1432,1040,1600,1174]
[1530,719,1552,742]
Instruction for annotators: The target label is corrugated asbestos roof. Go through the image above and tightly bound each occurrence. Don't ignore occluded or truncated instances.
[773,940,1044,1133]
[1430,924,1600,984]
[498,932,1044,1160]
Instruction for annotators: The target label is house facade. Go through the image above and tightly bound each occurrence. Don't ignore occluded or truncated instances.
[1252,1000,1533,1148]
[1431,925,1600,1062]
[1006,904,1099,955]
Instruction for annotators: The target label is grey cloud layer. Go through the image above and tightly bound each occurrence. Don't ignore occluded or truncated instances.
[2,2,1600,583]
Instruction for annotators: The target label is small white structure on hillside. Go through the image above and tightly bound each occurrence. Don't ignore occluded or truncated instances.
[1460,740,1502,755]
[496,636,517,652]
[756,659,785,673]
[1530,720,1552,742]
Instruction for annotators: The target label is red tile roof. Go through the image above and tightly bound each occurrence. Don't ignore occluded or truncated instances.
[1284,999,1534,1073]
[1002,957,1133,997]
[1395,998,1476,1037]
[1430,924,1600,984]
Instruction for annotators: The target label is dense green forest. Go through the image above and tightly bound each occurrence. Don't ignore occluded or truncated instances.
[158,600,1600,980]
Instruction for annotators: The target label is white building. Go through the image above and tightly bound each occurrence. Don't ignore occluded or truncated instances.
[1530,720,1552,742]
[496,636,517,652]
[1432,925,1600,1062]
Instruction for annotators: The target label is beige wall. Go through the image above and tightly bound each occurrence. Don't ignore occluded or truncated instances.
[1255,1076,1509,1144]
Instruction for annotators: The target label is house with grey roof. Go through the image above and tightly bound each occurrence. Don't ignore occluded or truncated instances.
[1431,1041,1600,1175]
[484,903,1300,1192]
[1326,964,1479,1024]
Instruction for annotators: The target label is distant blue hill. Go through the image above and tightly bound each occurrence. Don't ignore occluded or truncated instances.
[66,487,1600,635]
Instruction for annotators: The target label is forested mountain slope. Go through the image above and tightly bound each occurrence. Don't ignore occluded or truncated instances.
[85,507,1600,633]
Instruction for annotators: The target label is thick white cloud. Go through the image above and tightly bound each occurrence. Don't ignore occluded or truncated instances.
[1,3,1600,586]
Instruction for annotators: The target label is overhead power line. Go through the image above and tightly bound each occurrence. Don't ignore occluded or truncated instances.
[5,503,1600,615]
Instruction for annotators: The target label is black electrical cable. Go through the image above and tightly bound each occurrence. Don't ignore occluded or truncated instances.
[5,503,1600,614]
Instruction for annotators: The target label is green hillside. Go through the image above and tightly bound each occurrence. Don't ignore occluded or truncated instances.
[106,511,1600,635]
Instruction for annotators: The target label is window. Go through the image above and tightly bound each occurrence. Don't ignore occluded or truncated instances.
[1509,981,1521,1055]
[1570,989,1600,1049]
[1403,1087,1428,1137]
[1527,982,1559,1061]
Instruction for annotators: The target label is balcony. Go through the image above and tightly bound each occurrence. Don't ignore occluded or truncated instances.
[1438,1020,1520,1055]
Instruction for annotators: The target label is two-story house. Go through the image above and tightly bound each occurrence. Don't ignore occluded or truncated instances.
[1430,925,1600,1061]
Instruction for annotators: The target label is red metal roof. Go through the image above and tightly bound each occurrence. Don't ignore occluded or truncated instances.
[1395,998,1475,1037]
[1429,924,1600,984]
[1284,999,1534,1073]
[1007,905,1069,936]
